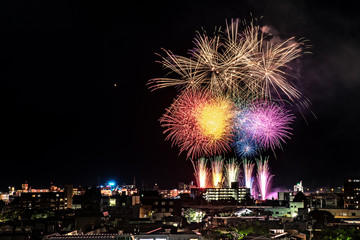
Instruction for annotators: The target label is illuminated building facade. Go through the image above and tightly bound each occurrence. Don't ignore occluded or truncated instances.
[293,181,303,192]
[203,187,249,202]
[267,201,304,218]
[158,189,191,199]
[19,192,67,210]
[344,178,360,209]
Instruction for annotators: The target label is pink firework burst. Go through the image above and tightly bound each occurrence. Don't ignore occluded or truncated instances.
[237,102,295,150]
[160,90,234,159]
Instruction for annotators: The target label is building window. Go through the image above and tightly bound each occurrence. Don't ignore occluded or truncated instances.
[109,198,116,206]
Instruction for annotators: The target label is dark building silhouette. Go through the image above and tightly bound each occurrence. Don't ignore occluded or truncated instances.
[344,178,360,209]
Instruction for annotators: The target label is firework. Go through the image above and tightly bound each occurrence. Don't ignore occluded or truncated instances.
[160,89,235,159]
[256,156,274,200]
[242,158,255,195]
[235,101,295,150]
[233,134,259,157]
[192,157,210,188]
[211,156,224,188]
[225,158,240,187]
[149,19,307,102]
[197,96,235,140]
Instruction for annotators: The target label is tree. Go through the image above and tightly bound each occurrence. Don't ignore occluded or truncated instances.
[184,208,205,224]
[309,210,335,227]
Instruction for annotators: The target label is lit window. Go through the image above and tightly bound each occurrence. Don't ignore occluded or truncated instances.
[109,199,116,206]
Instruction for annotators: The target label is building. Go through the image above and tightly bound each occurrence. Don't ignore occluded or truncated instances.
[267,201,304,218]
[158,189,191,199]
[344,178,360,209]
[294,181,304,192]
[64,184,74,209]
[203,187,249,203]
[309,193,344,209]
[43,233,203,240]
[19,192,67,210]
[321,208,360,219]
[278,192,295,202]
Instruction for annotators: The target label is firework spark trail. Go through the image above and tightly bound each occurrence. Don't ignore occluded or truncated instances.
[225,158,240,187]
[256,156,274,200]
[211,156,224,188]
[149,18,307,103]
[235,101,295,150]
[192,158,210,188]
[242,158,255,196]
[233,133,259,157]
[160,89,235,159]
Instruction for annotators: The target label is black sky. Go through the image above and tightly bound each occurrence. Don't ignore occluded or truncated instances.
[1,1,360,191]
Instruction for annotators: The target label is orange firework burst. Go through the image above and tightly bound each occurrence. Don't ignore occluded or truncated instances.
[160,90,235,159]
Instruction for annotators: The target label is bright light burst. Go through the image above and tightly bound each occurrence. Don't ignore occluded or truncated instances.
[233,133,259,157]
[160,90,235,159]
[192,157,210,188]
[256,156,274,200]
[225,158,240,187]
[242,158,255,196]
[149,19,308,103]
[211,156,224,188]
[235,101,295,150]
[197,97,234,140]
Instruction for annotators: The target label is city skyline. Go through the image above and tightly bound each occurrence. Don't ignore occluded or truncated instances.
[2,1,360,190]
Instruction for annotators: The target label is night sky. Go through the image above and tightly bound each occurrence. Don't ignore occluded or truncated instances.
[1,1,360,191]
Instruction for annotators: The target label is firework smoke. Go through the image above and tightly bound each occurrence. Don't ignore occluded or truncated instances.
[256,156,274,200]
